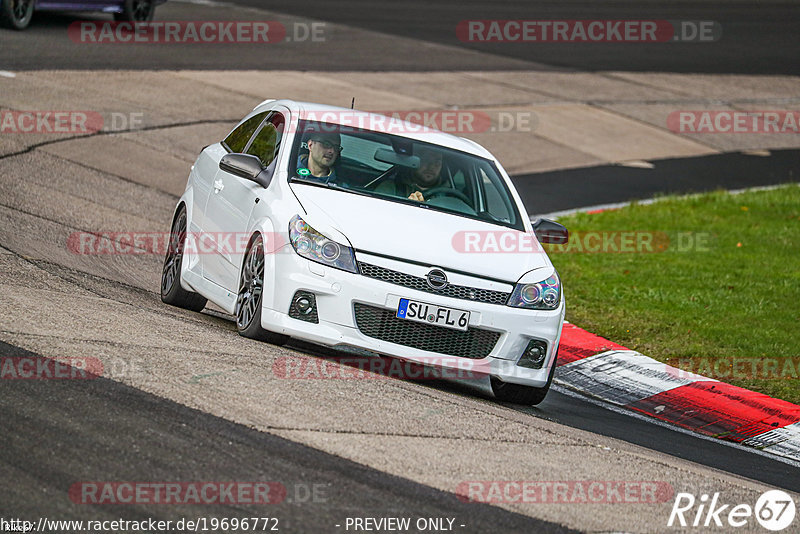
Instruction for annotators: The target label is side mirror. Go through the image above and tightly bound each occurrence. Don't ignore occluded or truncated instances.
[532,218,569,245]
[219,153,273,188]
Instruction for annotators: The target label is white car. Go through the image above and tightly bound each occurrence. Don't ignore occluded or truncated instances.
[161,99,568,405]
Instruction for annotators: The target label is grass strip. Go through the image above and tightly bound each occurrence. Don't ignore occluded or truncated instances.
[549,184,800,404]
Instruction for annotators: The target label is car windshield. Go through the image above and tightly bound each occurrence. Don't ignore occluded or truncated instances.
[289,120,524,231]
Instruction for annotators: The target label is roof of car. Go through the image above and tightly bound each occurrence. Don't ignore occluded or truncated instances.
[253,99,493,159]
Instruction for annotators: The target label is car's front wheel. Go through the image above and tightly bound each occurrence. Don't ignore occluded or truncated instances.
[161,207,207,312]
[236,235,289,345]
[114,0,155,22]
[491,352,557,405]
[0,0,34,30]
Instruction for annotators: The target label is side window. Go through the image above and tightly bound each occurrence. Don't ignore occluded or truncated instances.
[246,112,285,167]
[452,169,466,190]
[446,155,473,205]
[479,168,512,222]
[222,112,268,153]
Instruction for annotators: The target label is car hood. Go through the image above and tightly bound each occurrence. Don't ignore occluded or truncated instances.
[291,184,549,283]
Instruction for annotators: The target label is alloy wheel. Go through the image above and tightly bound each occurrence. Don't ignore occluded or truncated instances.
[161,212,186,295]
[13,0,31,22]
[131,0,153,21]
[236,238,264,329]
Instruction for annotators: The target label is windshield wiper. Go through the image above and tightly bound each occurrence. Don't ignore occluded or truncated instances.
[291,177,377,198]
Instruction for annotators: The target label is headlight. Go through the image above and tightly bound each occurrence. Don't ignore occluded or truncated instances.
[288,215,358,273]
[507,271,561,310]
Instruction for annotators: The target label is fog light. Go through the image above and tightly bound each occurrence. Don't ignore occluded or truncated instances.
[295,297,312,314]
[289,291,318,324]
[518,339,548,369]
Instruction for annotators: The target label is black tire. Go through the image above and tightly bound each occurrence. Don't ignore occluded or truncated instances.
[114,0,155,22]
[0,0,34,30]
[235,235,289,345]
[161,208,207,312]
[491,351,558,405]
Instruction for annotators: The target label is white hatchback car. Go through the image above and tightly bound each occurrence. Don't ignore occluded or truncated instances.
[161,99,568,405]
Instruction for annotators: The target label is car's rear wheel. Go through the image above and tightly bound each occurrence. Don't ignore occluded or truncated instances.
[0,0,34,30]
[114,0,155,22]
[491,351,558,405]
[236,235,289,345]
[161,207,207,312]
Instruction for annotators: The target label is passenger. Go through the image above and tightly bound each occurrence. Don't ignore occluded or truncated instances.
[297,127,341,182]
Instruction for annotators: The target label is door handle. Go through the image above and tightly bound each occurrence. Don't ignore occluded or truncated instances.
[213,179,224,193]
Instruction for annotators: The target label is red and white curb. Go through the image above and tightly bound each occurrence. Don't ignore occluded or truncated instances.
[556,322,800,462]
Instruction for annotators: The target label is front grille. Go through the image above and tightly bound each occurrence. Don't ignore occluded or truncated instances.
[353,303,500,359]
[358,262,510,305]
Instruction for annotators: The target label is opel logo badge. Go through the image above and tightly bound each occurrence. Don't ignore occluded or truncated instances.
[426,269,448,290]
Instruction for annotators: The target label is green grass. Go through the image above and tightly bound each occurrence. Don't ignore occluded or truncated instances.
[548,183,800,404]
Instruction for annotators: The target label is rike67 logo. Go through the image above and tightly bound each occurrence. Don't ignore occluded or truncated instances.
[668,490,796,531]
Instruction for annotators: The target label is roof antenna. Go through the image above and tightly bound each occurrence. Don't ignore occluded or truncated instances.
[350,97,355,110]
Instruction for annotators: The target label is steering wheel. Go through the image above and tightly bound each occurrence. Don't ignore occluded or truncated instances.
[422,186,471,204]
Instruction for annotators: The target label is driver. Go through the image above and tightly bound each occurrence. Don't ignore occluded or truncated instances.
[377,147,445,201]
[297,126,340,182]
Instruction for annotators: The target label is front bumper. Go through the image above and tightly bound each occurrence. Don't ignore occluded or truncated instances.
[261,247,564,388]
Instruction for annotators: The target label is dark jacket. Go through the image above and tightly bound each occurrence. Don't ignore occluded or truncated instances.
[296,154,336,182]
[375,168,441,198]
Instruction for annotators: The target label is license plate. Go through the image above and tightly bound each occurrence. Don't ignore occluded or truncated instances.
[396,298,470,331]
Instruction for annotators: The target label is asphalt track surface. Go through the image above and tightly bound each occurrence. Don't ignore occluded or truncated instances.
[271,341,800,494]
[233,0,800,74]
[0,340,573,533]
[515,148,800,215]
[537,388,800,494]
[0,0,797,73]
[2,1,800,532]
